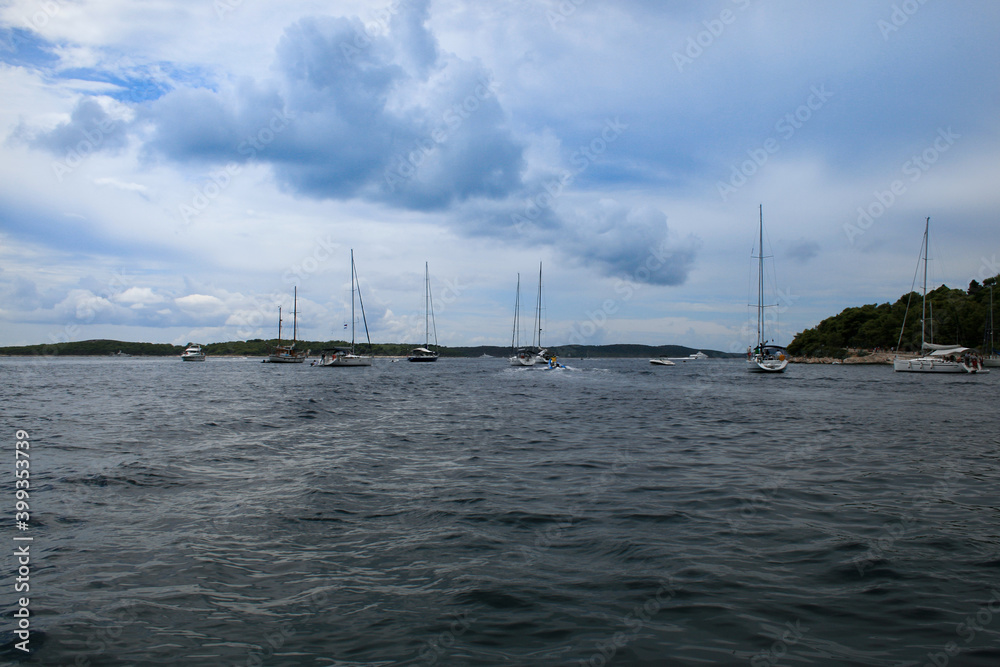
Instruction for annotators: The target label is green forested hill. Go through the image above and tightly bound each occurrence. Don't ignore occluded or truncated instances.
[789,275,998,358]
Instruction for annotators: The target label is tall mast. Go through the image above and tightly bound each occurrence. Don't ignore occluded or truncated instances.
[350,249,356,354]
[758,205,764,346]
[277,306,282,343]
[424,262,430,347]
[920,217,929,348]
[292,287,298,343]
[535,262,543,348]
[511,274,520,350]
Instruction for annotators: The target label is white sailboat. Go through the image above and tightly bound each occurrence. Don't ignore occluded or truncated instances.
[319,250,372,367]
[408,262,439,362]
[893,218,986,373]
[181,343,206,361]
[746,205,788,373]
[267,287,307,363]
[509,263,548,367]
[984,285,999,368]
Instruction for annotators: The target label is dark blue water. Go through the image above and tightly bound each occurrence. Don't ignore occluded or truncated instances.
[3,356,1000,666]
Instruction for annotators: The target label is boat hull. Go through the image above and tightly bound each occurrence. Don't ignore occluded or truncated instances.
[747,357,788,373]
[320,355,372,367]
[407,355,439,362]
[984,357,1000,368]
[267,355,306,363]
[181,355,205,362]
[893,357,981,373]
[649,359,675,366]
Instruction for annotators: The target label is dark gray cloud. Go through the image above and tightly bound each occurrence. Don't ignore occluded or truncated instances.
[14,97,129,155]
[139,6,525,211]
[559,203,699,285]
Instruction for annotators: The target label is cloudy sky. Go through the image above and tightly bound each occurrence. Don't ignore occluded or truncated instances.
[1,0,998,352]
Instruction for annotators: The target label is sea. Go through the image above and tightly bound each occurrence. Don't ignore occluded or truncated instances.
[2,356,999,666]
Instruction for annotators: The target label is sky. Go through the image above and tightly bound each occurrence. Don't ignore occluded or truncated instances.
[1,0,998,353]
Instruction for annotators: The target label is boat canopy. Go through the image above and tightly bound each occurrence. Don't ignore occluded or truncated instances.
[410,347,435,354]
[925,345,972,357]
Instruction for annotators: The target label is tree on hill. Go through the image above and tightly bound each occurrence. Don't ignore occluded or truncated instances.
[788,274,999,357]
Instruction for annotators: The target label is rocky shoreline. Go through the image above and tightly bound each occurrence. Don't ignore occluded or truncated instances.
[790,351,894,365]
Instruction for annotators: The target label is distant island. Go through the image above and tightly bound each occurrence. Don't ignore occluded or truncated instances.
[788,275,998,360]
[0,339,739,359]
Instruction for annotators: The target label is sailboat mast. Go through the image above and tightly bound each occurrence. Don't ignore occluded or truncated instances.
[758,205,765,346]
[424,262,430,347]
[535,262,543,348]
[920,217,929,348]
[292,287,297,343]
[991,285,995,353]
[512,274,520,350]
[350,249,356,354]
[277,306,282,343]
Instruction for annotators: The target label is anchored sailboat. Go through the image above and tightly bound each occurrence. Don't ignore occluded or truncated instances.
[408,262,439,362]
[509,263,547,366]
[319,250,373,367]
[267,287,307,363]
[746,206,788,373]
[984,285,999,368]
[893,218,986,373]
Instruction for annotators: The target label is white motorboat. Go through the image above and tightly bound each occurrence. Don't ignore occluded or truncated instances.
[319,250,372,367]
[649,358,676,366]
[746,206,788,373]
[893,218,986,374]
[267,287,307,363]
[408,262,440,362]
[181,343,206,361]
[667,351,709,362]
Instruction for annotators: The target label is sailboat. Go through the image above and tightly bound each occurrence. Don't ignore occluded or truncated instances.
[408,262,439,362]
[893,218,986,373]
[267,287,307,363]
[509,263,548,366]
[984,285,1000,368]
[319,250,372,367]
[746,205,788,373]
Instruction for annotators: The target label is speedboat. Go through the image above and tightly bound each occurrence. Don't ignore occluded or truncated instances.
[181,344,206,361]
